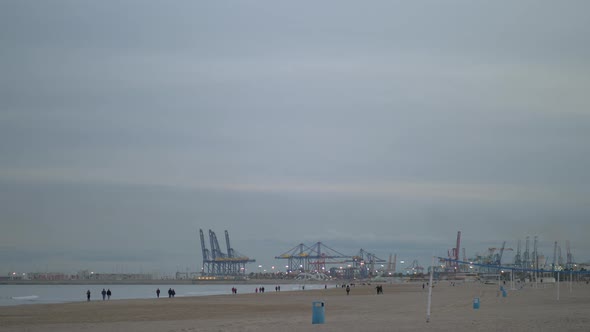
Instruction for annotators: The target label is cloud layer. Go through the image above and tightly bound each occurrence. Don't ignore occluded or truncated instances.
[1,0,589,274]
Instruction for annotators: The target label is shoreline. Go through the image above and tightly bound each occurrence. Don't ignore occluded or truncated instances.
[0,279,336,286]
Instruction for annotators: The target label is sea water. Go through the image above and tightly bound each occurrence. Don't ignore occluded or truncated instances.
[0,283,320,306]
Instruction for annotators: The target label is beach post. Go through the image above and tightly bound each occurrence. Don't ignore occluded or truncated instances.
[312,301,325,324]
[473,297,480,309]
[557,270,560,301]
[426,255,434,323]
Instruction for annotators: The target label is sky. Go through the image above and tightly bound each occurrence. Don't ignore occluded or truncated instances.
[1,0,589,276]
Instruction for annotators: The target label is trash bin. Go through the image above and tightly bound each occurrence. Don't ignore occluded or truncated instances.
[312,301,325,324]
[473,297,480,310]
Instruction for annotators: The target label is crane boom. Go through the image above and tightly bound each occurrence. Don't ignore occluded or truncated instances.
[199,229,210,262]
[225,230,234,258]
[498,241,506,265]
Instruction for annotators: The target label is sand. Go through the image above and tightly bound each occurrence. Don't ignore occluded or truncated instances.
[1,281,589,331]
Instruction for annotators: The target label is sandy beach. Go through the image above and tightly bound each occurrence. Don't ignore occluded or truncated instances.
[1,281,589,331]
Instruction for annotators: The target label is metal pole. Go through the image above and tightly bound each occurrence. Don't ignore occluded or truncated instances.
[570,270,572,293]
[557,271,560,301]
[426,256,434,323]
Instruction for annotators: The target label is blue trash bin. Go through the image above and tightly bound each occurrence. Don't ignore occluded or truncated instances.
[473,297,480,309]
[312,301,325,324]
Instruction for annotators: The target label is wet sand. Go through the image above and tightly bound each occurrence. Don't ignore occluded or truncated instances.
[1,281,589,331]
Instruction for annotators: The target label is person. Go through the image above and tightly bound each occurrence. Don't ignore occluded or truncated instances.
[422,283,425,290]
[168,288,172,298]
[346,285,350,295]
[86,290,91,301]
[101,288,106,300]
[107,289,111,300]
[156,288,160,298]
[171,289,176,298]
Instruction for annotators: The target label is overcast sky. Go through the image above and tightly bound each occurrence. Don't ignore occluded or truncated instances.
[1,1,589,276]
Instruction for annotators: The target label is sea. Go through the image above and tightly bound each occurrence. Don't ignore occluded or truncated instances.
[0,283,323,306]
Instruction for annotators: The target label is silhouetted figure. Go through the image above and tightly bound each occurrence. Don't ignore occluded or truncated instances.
[156,288,160,298]
[107,289,111,300]
[346,285,350,295]
[86,290,91,301]
[376,285,383,294]
[168,288,172,298]
[101,288,106,300]
[171,289,176,298]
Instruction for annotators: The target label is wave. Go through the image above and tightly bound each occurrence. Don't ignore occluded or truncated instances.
[11,295,39,301]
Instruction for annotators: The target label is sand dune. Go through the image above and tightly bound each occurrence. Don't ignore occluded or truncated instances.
[1,282,589,331]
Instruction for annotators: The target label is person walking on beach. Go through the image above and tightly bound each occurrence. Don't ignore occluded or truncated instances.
[156,288,160,298]
[107,289,111,300]
[101,288,106,300]
[346,285,350,295]
[86,290,91,301]
[168,288,172,298]
[171,289,176,298]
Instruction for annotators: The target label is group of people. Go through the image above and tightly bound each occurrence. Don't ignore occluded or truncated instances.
[85,289,112,301]
[154,288,175,298]
[101,288,112,300]
[232,285,281,294]
[167,288,176,298]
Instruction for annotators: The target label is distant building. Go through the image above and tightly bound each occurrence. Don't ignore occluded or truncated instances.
[88,273,153,280]
[26,272,71,280]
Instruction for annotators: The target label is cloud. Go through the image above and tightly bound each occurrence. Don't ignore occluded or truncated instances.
[0,166,583,205]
